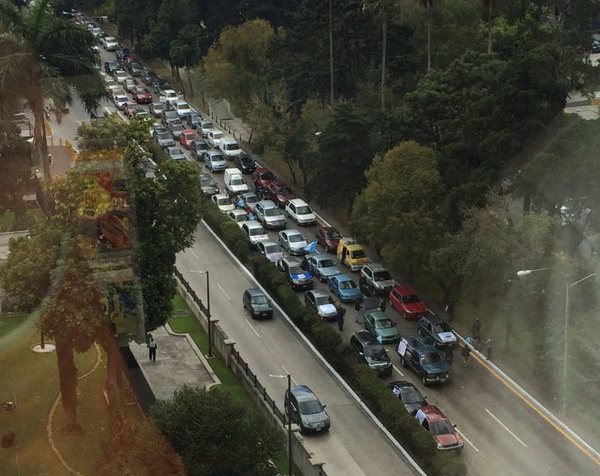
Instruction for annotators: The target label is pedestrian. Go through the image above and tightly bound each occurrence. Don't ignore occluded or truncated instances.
[471,319,482,347]
[379,297,387,312]
[484,336,493,360]
[461,343,471,366]
[354,301,362,323]
[337,310,345,332]
[148,336,157,362]
[445,302,455,322]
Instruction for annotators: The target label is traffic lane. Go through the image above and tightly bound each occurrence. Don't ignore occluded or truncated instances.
[177,224,416,476]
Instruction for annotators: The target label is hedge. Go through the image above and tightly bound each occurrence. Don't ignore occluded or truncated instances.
[200,201,467,475]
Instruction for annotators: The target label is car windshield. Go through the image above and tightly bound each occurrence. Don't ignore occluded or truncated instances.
[261,172,275,181]
[339,280,356,290]
[234,214,246,222]
[318,259,335,268]
[364,344,385,357]
[315,296,331,306]
[172,124,184,131]
[298,399,324,415]
[251,295,268,305]
[433,322,452,333]
[245,195,258,204]
[211,155,225,162]
[213,132,224,139]
[165,111,178,118]
[157,132,170,140]
[265,244,281,254]
[296,205,312,214]
[400,388,423,404]
[289,267,304,275]
[177,103,189,109]
[202,122,214,129]
[226,143,240,150]
[374,271,392,281]
[201,177,215,187]
[351,249,367,259]
[265,208,281,217]
[430,420,455,436]
[241,156,254,165]
[421,352,442,365]
[194,142,208,150]
[403,294,421,303]
[279,187,292,195]
[230,178,244,185]
[249,227,265,236]
[184,133,194,139]
[169,148,183,156]
[288,234,304,243]
[217,197,231,206]
[326,231,341,239]
[374,319,394,329]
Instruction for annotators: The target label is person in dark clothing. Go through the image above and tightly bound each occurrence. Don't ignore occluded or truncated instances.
[461,344,471,366]
[337,311,345,331]
[484,336,493,360]
[354,301,362,323]
[471,319,482,348]
[445,302,455,322]
[379,297,387,312]
[148,336,157,362]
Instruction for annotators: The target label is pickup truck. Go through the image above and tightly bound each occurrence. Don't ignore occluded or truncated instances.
[396,336,450,386]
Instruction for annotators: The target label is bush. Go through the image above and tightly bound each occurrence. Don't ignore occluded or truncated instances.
[202,202,251,263]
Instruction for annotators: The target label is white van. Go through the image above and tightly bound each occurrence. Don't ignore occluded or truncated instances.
[224,168,249,195]
[219,137,244,159]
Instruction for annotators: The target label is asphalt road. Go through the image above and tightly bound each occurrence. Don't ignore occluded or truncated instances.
[47,41,600,476]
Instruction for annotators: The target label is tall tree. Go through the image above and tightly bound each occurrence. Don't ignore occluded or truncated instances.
[169,24,205,97]
[0,0,106,179]
[0,121,34,214]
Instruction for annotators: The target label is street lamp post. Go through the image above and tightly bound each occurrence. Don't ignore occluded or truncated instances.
[270,373,292,476]
[517,268,597,412]
[191,269,212,358]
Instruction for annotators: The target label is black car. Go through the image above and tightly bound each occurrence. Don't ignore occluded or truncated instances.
[387,381,427,415]
[235,152,256,174]
[592,41,600,53]
[191,139,210,160]
[152,77,172,94]
[187,112,203,129]
[285,385,330,434]
[104,61,119,75]
[349,330,392,377]
[242,288,273,319]
[141,69,157,86]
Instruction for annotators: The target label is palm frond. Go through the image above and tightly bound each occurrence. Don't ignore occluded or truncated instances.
[0,0,25,34]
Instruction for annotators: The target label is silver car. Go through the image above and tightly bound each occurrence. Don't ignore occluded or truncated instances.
[302,253,342,282]
[257,240,284,263]
[167,146,186,161]
[156,131,175,148]
[255,200,286,230]
[305,289,339,321]
[279,229,308,256]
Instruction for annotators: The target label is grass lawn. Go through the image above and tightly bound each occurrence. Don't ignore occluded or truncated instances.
[169,293,290,473]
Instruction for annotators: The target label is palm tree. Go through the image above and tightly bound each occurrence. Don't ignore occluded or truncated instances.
[0,0,106,180]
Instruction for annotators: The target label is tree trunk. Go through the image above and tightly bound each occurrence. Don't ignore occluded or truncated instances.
[97,324,125,419]
[55,335,81,433]
[426,0,432,71]
[381,18,387,111]
[487,0,493,53]
[32,101,51,180]
[329,0,335,105]
[285,158,297,184]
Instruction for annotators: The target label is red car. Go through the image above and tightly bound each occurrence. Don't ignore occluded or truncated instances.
[316,226,342,253]
[264,181,296,208]
[389,283,428,320]
[252,167,276,191]
[179,129,197,149]
[132,86,152,104]
[415,406,463,450]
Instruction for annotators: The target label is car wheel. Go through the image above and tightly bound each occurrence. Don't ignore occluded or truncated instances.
[421,375,429,386]
[400,355,407,368]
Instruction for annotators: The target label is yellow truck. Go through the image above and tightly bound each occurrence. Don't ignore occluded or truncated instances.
[337,237,368,272]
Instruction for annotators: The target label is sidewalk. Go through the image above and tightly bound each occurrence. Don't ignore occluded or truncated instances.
[128,324,220,401]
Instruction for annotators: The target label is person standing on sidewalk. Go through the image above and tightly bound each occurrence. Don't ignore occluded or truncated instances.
[148,336,157,362]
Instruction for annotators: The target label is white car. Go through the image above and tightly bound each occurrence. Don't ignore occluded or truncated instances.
[199,120,215,137]
[104,77,120,93]
[159,89,181,107]
[242,221,269,248]
[211,194,235,213]
[92,27,103,38]
[113,94,129,110]
[102,36,119,51]
[227,209,248,227]
[278,229,308,256]
[114,70,129,84]
[219,137,244,159]
[285,199,316,226]
[207,130,225,149]
[175,101,193,118]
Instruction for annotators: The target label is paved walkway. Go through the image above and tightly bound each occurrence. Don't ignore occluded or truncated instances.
[128,324,219,401]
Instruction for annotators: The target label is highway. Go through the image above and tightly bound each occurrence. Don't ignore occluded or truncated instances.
[46,39,600,476]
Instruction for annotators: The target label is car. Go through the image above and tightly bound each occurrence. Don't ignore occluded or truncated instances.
[264,182,296,208]
[278,229,308,256]
[128,62,143,77]
[337,237,368,272]
[285,198,316,225]
[387,381,427,416]
[134,109,149,120]
[219,137,243,159]
[175,101,193,119]
[166,146,186,161]
[132,86,152,104]
[155,131,175,148]
[359,263,394,297]
[328,274,362,303]
[252,167,276,191]
[179,129,197,149]
[396,335,450,385]
[389,284,428,320]
[199,173,219,196]
[363,309,400,344]
[125,104,144,119]
[243,288,273,319]
[102,36,119,51]
[152,77,172,94]
[227,209,248,227]
[104,61,119,75]
[417,314,457,349]
[190,139,210,159]
[285,385,330,434]
[158,89,180,106]
[238,192,259,214]
[162,109,180,127]
[203,150,227,173]
[114,69,129,84]
[305,289,339,321]
[211,194,235,213]
[207,130,226,149]
[415,406,463,451]
[301,253,341,282]
[349,330,392,377]
[169,122,185,139]
[241,221,269,248]
[316,226,342,253]
[186,112,203,129]
[124,78,137,93]
[279,257,313,291]
[141,69,157,86]
[235,153,256,174]
[121,100,137,113]
[112,93,129,110]
[255,200,286,230]
[149,102,165,118]
[199,120,215,137]
[149,123,166,138]
[257,240,284,263]
[592,40,600,53]
[103,77,120,93]
[91,27,103,38]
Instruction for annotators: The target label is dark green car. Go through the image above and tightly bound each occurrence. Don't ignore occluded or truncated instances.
[363,309,400,344]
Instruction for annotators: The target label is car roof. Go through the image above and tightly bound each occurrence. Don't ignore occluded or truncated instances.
[281,256,302,266]
[364,263,387,272]
[260,240,279,247]
[420,405,449,422]
[246,287,265,297]
[365,309,389,320]
[354,329,379,344]
[392,283,417,294]
[284,229,303,236]
[389,380,417,390]
[255,167,271,174]
[214,193,228,199]
[245,221,264,229]
[419,313,444,325]
[242,192,257,199]
[182,129,195,134]
[309,253,334,262]
[288,198,308,206]
[307,288,330,298]
[290,385,317,399]
[230,209,247,216]
[336,274,353,281]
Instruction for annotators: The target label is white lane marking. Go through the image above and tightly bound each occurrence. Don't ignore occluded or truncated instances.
[76,119,82,125]
[281,366,298,385]
[392,365,405,376]
[485,408,528,448]
[216,282,231,300]
[455,428,480,452]
[191,249,200,261]
[245,318,261,337]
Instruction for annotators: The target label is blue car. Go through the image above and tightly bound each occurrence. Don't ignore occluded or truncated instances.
[328,274,363,303]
